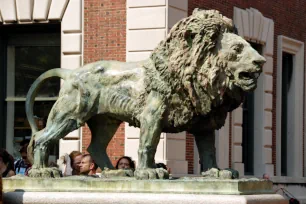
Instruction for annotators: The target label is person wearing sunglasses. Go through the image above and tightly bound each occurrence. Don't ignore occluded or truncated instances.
[14,139,31,175]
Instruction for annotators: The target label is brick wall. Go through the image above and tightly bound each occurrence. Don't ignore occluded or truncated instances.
[188,0,306,175]
[83,0,126,165]
[186,133,194,174]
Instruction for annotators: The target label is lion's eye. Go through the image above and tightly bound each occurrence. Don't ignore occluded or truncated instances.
[232,44,243,53]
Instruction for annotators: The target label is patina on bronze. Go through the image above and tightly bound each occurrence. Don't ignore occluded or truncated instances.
[26,9,265,179]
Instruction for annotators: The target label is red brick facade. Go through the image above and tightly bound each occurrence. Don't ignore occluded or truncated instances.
[188,0,306,175]
[83,0,126,165]
[186,133,194,174]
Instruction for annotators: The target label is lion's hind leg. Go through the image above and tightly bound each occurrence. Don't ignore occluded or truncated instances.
[86,115,121,170]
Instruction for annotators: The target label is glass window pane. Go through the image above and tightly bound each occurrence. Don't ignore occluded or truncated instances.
[14,46,60,97]
[12,101,59,159]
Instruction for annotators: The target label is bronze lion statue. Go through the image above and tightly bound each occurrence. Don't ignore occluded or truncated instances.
[26,9,265,179]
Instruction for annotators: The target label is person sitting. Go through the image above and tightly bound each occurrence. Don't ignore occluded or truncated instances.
[115,156,135,170]
[79,154,98,176]
[0,148,15,177]
[14,139,31,175]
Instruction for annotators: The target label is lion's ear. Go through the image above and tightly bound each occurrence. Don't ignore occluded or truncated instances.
[192,8,203,15]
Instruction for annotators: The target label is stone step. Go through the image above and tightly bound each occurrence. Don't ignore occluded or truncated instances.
[2,176,274,195]
[3,192,288,204]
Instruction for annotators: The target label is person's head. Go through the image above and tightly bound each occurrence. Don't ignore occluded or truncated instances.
[79,154,98,175]
[0,148,14,170]
[19,139,30,164]
[156,163,171,174]
[115,156,135,169]
[20,139,30,148]
[19,145,30,165]
[69,151,82,175]
[263,173,270,180]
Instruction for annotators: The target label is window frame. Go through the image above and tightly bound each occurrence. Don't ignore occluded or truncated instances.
[276,35,304,177]
[5,33,60,157]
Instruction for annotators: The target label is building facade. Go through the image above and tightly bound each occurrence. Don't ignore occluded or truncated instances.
[0,0,305,201]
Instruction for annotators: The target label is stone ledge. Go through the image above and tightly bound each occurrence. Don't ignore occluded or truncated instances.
[271,176,306,184]
[3,176,274,195]
[3,192,288,204]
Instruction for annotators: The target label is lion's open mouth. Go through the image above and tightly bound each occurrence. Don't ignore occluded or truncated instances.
[239,71,260,81]
[235,70,261,91]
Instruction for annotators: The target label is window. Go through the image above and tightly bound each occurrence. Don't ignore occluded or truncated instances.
[242,92,254,175]
[276,36,304,177]
[4,29,60,161]
[280,52,293,176]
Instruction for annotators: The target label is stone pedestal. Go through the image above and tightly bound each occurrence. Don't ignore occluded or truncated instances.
[2,177,288,204]
[4,192,287,204]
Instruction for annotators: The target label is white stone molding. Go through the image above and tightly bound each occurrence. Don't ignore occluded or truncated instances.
[48,0,69,20]
[276,36,304,177]
[0,0,17,22]
[233,7,274,176]
[125,0,188,174]
[127,7,166,29]
[60,0,83,147]
[231,107,244,176]
[127,0,166,8]
[33,0,52,21]
[215,115,230,169]
[127,29,166,51]
[0,0,84,154]
[59,139,80,158]
[0,0,70,23]
[16,0,33,22]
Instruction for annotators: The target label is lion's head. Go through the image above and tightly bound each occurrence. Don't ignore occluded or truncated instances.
[150,9,265,115]
[215,32,266,92]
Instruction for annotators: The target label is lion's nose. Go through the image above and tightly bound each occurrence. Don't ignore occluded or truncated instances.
[253,56,266,68]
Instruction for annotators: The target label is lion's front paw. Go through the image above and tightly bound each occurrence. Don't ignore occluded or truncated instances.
[201,168,239,179]
[221,168,239,179]
[134,168,169,180]
[101,168,134,178]
[28,167,61,178]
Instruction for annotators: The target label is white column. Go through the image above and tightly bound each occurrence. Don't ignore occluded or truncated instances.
[125,0,188,174]
[231,107,244,176]
[215,115,230,169]
[233,7,274,176]
[59,0,83,156]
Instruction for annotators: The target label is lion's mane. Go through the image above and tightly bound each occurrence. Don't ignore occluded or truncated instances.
[143,9,237,128]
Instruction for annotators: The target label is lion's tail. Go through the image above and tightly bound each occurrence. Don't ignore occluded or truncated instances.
[26,68,71,164]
